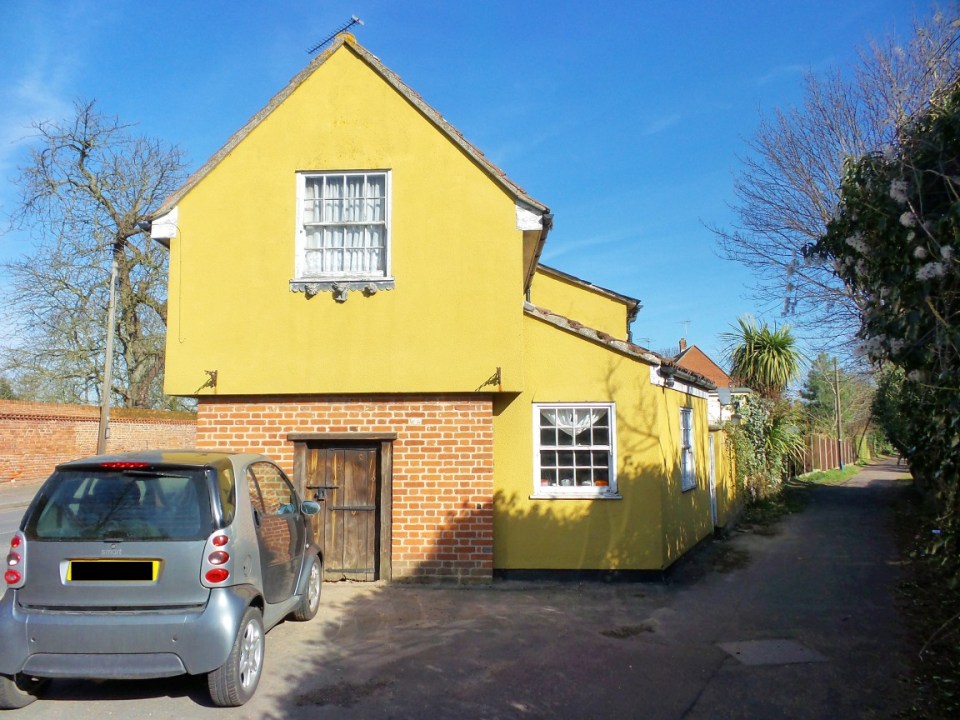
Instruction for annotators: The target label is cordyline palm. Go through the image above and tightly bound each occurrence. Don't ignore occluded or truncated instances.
[723,316,803,399]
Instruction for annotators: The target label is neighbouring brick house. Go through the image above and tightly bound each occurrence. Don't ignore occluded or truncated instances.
[149,34,732,583]
[675,339,731,389]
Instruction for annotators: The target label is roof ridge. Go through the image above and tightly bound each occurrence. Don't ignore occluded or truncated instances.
[153,33,547,219]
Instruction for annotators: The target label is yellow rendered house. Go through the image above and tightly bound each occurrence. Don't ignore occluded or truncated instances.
[151,34,728,582]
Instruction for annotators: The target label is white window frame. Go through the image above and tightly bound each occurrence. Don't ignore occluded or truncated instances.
[532,403,619,499]
[292,170,393,293]
[680,406,697,491]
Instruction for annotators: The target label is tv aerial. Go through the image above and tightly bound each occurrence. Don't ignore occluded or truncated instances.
[307,15,364,55]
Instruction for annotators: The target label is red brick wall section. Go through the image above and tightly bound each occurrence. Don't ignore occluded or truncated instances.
[196,396,494,583]
[0,400,197,484]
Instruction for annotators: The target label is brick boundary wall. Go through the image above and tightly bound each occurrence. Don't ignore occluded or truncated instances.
[0,400,197,484]
[196,395,494,583]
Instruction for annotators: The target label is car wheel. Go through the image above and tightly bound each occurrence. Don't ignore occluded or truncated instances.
[293,557,322,621]
[0,673,47,709]
[208,606,264,707]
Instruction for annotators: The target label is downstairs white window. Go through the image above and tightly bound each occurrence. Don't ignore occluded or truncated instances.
[534,404,617,498]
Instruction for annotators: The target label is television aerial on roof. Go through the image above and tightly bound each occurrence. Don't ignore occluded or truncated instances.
[307,15,365,55]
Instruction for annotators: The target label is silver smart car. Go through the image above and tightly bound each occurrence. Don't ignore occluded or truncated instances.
[0,450,323,708]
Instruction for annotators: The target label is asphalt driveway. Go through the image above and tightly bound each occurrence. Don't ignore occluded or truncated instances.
[2,459,912,719]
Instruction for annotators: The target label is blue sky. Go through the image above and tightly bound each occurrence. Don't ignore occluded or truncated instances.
[0,0,931,365]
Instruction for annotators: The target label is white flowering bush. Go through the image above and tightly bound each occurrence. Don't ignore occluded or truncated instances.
[810,83,959,579]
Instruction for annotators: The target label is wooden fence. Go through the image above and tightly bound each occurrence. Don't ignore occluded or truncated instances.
[789,433,858,477]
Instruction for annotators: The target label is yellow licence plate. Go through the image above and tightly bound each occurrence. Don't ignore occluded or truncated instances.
[67,560,160,582]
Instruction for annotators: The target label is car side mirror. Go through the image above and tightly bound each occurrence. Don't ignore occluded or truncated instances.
[300,501,322,516]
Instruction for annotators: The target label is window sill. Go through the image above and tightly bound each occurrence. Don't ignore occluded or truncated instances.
[530,491,622,501]
[290,278,395,301]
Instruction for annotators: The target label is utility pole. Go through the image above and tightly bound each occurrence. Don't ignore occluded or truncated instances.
[834,357,844,470]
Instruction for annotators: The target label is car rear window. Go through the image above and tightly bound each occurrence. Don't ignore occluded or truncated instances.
[25,467,215,541]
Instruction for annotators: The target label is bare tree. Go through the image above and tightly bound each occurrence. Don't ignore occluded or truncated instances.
[1,100,185,408]
[712,7,960,350]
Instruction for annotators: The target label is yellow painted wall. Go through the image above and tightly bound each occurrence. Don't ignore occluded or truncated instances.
[492,314,715,571]
[164,44,526,396]
[528,269,631,340]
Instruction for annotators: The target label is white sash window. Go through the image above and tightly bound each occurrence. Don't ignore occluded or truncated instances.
[533,403,618,499]
[296,171,390,281]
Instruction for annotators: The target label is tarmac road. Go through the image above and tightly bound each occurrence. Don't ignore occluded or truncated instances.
[0,459,913,719]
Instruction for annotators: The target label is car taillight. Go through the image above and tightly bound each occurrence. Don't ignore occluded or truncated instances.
[205,568,229,583]
[202,532,233,587]
[5,534,25,588]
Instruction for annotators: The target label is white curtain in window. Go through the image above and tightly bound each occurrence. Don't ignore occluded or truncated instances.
[344,176,364,222]
[304,179,321,223]
[301,173,388,278]
[542,408,605,438]
[322,177,343,223]
[366,175,385,221]
[366,226,384,272]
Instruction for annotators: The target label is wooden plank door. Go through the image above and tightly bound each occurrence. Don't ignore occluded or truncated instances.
[307,446,379,581]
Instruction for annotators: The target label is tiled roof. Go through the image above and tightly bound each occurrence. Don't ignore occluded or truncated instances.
[674,345,731,388]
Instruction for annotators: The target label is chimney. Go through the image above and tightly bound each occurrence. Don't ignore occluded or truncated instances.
[679,338,687,352]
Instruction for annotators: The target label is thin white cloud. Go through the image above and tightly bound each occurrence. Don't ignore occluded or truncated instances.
[0,7,86,212]
[541,229,639,263]
[757,63,811,86]
[757,55,837,86]
[638,113,682,136]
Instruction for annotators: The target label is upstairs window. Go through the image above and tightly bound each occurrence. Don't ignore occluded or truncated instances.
[296,171,390,281]
[534,404,618,498]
